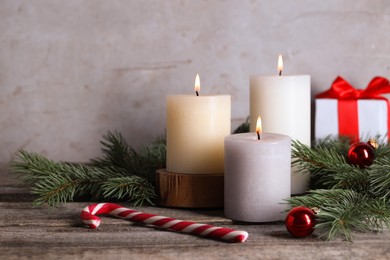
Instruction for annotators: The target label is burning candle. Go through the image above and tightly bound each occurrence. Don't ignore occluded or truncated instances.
[250,55,311,195]
[224,117,291,222]
[166,74,231,174]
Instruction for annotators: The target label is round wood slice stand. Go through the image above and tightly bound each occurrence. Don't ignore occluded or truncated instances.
[156,169,224,208]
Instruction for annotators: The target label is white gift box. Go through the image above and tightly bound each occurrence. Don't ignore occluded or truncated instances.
[315,98,388,141]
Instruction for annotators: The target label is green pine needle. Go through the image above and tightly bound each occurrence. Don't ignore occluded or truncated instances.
[90,131,132,168]
[368,156,390,198]
[102,176,156,206]
[233,117,250,134]
[12,150,66,183]
[91,131,166,184]
[288,138,390,241]
[292,140,363,190]
[11,131,163,207]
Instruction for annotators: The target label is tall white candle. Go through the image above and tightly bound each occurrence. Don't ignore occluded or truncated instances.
[250,56,310,194]
[224,131,291,222]
[166,75,231,174]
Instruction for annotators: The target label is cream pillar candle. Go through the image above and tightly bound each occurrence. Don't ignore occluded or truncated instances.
[250,56,311,194]
[224,131,291,222]
[166,75,231,174]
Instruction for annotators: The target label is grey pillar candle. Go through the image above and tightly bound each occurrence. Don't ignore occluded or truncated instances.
[224,133,291,222]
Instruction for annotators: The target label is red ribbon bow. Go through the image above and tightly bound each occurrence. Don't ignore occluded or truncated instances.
[316,76,390,143]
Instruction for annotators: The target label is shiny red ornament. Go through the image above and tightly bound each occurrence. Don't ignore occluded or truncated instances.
[285,206,316,238]
[347,142,375,168]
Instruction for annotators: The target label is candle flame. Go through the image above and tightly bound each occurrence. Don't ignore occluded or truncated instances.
[195,74,200,96]
[278,54,283,76]
[256,116,262,140]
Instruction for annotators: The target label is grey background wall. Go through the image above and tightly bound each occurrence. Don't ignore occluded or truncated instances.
[1,0,389,164]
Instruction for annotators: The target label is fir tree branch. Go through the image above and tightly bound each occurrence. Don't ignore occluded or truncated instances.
[368,156,390,198]
[102,176,156,206]
[292,140,365,190]
[31,172,82,207]
[292,140,348,171]
[288,189,366,241]
[290,138,390,240]
[90,131,132,168]
[287,189,390,241]
[12,151,119,206]
[91,131,166,184]
[233,116,250,134]
[363,198,390,231]
[12,150,66,184]
[11,131,163,207]
[315,206,366,241]
[133,143,166,183]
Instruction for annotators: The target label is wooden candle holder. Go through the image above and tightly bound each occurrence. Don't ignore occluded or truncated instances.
[156,169,224,208]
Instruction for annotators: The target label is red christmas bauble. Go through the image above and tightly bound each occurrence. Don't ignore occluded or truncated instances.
[285,206,316,238]
[347,142,375,168]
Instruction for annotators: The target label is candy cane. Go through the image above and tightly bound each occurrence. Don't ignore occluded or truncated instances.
[81,203,248,243]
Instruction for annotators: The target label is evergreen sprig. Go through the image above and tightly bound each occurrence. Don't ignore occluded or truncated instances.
[289,138,390,241]
[11,131,165,207]
[91,131,166,184]
[101,176,156,206]
[368,156,390,198]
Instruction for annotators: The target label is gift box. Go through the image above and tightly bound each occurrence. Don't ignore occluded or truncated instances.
[315,76,390,143]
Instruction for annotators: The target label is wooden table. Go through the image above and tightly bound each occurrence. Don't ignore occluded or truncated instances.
[1,166,390,260]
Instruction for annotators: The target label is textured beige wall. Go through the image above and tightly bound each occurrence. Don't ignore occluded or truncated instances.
[1,0,389,164]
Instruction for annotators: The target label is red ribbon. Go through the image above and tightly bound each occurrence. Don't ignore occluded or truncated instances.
[316,76,390,143]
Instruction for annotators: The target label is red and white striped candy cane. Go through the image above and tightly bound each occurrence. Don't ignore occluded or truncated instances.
[81,203,248,243]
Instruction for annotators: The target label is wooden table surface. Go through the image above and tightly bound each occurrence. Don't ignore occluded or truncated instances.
[1,166,390,260]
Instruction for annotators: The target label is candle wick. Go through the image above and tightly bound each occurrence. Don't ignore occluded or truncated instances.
[257,131,261,140]
[279,70,282,76]
[196,91,199,96]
